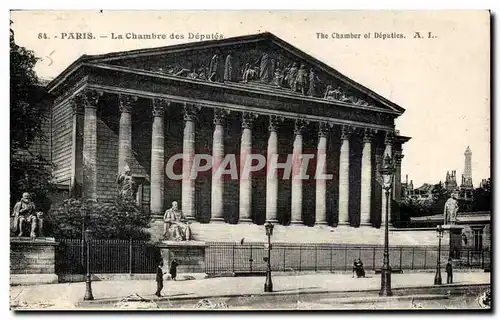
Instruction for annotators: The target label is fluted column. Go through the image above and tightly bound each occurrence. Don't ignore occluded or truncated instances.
[315,122,329,225]
[394,151,403,203]
[70,95,85,198]
[360,128,375,226]
[291,119,306,224]
[239,112,256,223]
[182,103,199,220]
[266,116,281,223]
[150,99,168,215]
[81,89,101,200]
[211,108,228,222]
[338,125,352,226]
[118,94,136,173]
[381,131,394,226]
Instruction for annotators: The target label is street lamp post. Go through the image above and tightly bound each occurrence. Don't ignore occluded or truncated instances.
[379,154,395,297]
[264,221,274,292]
[434,225,444,285]
[83,229,94,300]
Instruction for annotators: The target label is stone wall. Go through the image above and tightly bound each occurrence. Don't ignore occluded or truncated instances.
[10,238,59,285]
[51,101,73,185]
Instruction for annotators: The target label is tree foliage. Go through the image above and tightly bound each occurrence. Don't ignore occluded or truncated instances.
[472,178,491,211]
[10,22,48,151]
[48,197,153,240]
[10,21,56,211]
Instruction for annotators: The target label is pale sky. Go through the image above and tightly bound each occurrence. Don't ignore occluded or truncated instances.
[10,10,490,188]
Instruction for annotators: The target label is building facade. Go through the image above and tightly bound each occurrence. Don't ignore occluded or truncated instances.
[45,33,410,229]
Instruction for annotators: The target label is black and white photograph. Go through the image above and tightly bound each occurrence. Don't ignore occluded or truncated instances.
[8,10,491,311]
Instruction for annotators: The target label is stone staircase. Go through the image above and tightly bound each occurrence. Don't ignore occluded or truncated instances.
[186,222,439,246]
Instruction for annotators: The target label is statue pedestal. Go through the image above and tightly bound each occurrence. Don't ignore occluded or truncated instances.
[158,241,207,276]
[10,237,59,285]
[443,224,464,262]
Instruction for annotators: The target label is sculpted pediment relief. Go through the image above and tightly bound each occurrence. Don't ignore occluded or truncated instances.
[92,34,399,112]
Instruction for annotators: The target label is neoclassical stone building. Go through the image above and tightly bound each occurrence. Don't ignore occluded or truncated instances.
[46,32,410,230]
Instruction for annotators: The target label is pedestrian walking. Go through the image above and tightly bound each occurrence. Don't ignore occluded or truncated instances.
[170,259,179,281]
[446,258,453,284]
[155,261,167,297]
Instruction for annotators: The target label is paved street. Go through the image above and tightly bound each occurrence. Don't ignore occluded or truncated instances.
[10,271,490,310]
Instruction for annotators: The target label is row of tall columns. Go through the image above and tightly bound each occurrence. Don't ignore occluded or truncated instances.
[71,90,401,227]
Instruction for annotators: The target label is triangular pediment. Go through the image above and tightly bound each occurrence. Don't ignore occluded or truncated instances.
[65,33,405,114]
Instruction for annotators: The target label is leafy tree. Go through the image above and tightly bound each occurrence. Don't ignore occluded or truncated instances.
[48,197,153,240]
[472,178,491,211]
[10,21,55,212]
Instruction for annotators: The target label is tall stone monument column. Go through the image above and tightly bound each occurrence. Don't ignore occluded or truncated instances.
[239,112,256,223]
[360,128,374,226]
[118,94,136,173]
[211,108,227,222]
[338,125,352,226]
[182,103,199,220]
[81,89,101,200]
[291,119,306,224]
[266,116,281,223]
[150,99,168,215]
[315,122,329,225]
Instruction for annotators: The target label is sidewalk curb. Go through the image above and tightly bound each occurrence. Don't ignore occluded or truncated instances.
[76,283,489,308]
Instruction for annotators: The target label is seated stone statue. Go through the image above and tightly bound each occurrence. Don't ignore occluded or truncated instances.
[11,192,44,238]
[163,201,191,241]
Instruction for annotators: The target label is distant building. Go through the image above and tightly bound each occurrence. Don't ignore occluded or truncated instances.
[445,170,458,193]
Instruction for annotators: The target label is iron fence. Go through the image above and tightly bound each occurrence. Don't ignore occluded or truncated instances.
[205,242,491,275]
[55,239,161,275]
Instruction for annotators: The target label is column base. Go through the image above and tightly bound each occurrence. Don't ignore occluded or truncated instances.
[289,220,303,225]
[316,221,328,225]
[238,218,253,224]
[336,222,351,227]
[186,216,196,221]
[210,217,225,223]
[359,222,372,227]
[266,219,278,224]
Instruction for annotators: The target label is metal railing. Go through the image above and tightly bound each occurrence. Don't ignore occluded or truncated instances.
[55,239,161,275]
[204,242,490,275]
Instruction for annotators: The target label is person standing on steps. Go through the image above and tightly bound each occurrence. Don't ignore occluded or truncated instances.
[155,261,168,297]
[170,259,179,281]
[446,258,453,284]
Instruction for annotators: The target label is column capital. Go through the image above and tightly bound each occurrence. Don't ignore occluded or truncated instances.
[268,115,284,132]
[119,94,138,113]
[183,103,201,122]
[242,112,258,129]
[73,89,102,110]
[214,108,230,125]
[70,95,85,115]
[294,119,309,135]
[384,130,395,145]
[394,150,404,166]
[363,128,377,143]
[152,99,170,117]
[318,122,329,138]
[340,125,354,140]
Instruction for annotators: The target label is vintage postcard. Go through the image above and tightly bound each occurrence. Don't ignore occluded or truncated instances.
[9,10,491,311]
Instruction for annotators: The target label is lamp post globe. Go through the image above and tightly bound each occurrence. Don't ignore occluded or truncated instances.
[264,221,274,292]
[379,154,394,297]
[84,229,94,300]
